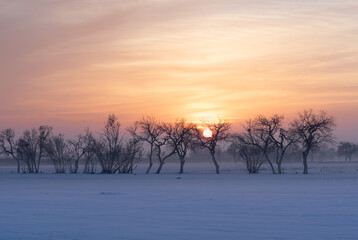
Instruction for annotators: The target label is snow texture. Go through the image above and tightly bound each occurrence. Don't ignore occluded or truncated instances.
[0,162,358,240]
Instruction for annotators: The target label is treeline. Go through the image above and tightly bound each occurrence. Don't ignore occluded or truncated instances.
[0,109,346,175]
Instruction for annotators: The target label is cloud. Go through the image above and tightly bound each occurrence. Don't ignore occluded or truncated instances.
[0,0,358,140]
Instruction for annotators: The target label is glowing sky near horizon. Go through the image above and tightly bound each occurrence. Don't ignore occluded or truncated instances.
[0,0,358,140]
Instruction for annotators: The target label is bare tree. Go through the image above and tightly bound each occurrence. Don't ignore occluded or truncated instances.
[290,109,335,174]
[255,115,296,174]
[130,116,163,174]
[0,128,21,173]
[45,134,70,173]
[82,128,97,174]
[95,114,123,174]
[17,129,37,173]
[16,125,53,173]
[337,142,357,162]
[68,134,86,173]
[238,119,276,174]
[119,137,143,173]
[37,125,53,172]
[194,119,231,174]
[162,119,196,174]
[231,138,265,174]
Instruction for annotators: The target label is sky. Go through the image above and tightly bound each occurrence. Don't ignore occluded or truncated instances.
[0,0,358,140]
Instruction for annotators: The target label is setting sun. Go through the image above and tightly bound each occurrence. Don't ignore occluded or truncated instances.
[203,129,213,138]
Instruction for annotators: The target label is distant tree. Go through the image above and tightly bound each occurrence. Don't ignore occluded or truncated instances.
[311,144,337,162]
[17,129,37,173]
[45,134,70,173]
[194,119,231,174]
[255,115,295,174]
[37,125,53,171]
[130,116,163,174]
[290,109,335,174]
[82,128,97,174]
[0,128,21,173]
[162,119,197,174]
[17,125,53,173]
[231,138,265,174]
[239,145,264,173]
[227,143,239,163]
[119,137,143,174]
[68,134,86,173]
[237,118,277,174]
[337,142,357,162]
[95,114,123,174]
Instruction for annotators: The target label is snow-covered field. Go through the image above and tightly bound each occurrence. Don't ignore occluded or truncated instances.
[1,162,358,240]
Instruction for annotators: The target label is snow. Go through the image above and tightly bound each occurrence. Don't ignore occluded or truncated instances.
[1,162,358,240]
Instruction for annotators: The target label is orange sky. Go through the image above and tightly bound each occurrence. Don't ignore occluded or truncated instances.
[0,0,358,140]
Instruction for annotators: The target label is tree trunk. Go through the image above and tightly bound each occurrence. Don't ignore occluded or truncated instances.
[26,161,32,173]
[35,160,40,173]
[146,158,153,174]
[263,152,276,174]
[302,151,309,174]
[146,149,153,174]
[156,161,164,174]
[277,153,285,174]
[84,160,89,173]
[211,152,220,174]
[36,151,42,173]
[129,160,133,174]
[28,160,35,173]
[179,157,185,174]
[277,161,282,174]
[74,161,79,173]
[16,160,20,174]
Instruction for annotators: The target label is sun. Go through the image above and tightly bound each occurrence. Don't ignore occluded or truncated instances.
[203,129,213,138]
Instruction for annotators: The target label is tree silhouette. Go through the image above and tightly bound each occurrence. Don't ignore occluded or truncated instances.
[290,109,335,174]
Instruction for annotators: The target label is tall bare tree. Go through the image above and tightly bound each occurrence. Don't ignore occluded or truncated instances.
[194,119,231,174]
[119,137,143,173]
[162,119,196,174]
[38,125,53,172]
[17,129,37,173]
[45,134,70,173]
[255,115,295,174]
[95,114,123,174]
[238,119,276,174]
[68,134,86,173]
[17,125,53,173]
[130,116,163,174]
[0,128,21,173]
[82,128,97,174]
[290,109,335,174]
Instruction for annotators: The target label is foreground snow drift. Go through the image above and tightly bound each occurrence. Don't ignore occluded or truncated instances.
[0,169,358,239]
